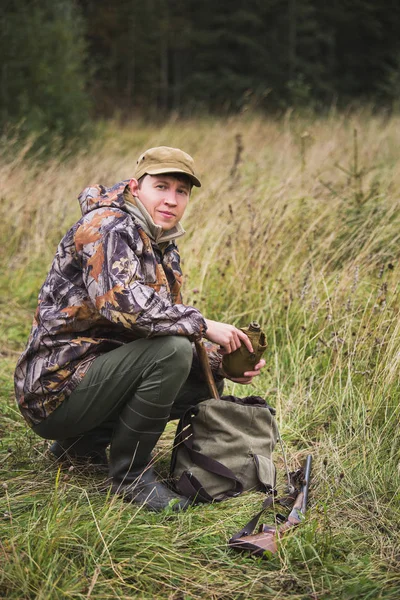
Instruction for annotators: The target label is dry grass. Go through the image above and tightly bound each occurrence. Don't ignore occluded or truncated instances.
[1,109,400,598]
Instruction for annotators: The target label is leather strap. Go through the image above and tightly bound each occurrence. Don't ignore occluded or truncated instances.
[176,471,214,503]
[195,339,220,399]
[228,491,298,543]
[173,405,244,501]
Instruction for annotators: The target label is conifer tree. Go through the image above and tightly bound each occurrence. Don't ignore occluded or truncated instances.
[0,0,90,144]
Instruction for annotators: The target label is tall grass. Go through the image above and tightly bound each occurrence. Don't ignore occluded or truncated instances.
[1,110,400,599]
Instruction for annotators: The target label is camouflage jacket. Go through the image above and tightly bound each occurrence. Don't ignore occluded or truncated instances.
[14,181,209,427]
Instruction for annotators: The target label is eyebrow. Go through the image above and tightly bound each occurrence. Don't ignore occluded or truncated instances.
[154,177,190,191]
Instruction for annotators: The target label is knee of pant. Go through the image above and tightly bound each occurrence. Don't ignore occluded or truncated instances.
[161,336,193,375]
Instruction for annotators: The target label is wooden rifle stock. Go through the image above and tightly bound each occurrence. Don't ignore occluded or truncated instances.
[229,454,312,558]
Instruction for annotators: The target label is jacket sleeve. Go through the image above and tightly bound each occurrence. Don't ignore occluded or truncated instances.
[190,340,223,382]
[79,218,207,339]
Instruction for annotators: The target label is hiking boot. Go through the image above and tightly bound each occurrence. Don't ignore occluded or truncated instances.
[49,436,109,473]
[108,427,192,512]
[111,466,192,512]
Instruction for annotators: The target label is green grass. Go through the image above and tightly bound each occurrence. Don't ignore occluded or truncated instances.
[1,112,400,598]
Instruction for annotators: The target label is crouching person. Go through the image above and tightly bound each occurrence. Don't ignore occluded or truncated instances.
[14,146,265,511]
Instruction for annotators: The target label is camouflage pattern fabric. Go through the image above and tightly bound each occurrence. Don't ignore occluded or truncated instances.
[14,181,209,427]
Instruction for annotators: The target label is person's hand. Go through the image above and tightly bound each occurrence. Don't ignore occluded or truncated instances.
[223,358,266,385]
[204,319,253,355]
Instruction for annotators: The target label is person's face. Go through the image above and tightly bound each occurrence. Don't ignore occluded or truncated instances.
[129,174,190,230]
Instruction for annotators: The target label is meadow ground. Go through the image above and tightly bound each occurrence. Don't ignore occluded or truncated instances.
[1,110,400,599]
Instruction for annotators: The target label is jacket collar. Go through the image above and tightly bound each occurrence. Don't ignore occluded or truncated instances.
[123,187,186,245]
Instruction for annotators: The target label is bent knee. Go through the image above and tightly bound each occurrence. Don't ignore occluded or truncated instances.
[160,336,193,371]
[166,335,192,359]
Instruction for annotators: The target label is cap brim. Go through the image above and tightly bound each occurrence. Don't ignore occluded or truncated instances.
[145,167,201,187]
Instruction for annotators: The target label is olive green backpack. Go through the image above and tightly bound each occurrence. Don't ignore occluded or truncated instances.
[170,394,278,502]
[170,338,278,503]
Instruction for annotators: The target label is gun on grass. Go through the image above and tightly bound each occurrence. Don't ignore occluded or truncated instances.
[229,454,312,558]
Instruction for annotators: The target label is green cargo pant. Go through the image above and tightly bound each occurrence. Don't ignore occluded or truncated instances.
[33,336,223,467]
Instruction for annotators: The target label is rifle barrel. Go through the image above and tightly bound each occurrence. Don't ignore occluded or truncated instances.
[301,454,312,514]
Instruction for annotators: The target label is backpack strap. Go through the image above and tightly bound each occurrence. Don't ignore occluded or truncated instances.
[175,471,214,503]
[172,405,244,502]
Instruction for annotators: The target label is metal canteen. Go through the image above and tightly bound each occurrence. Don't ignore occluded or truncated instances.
[222,322,267,378]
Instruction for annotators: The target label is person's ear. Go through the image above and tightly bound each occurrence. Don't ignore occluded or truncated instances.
[128,178,139,195]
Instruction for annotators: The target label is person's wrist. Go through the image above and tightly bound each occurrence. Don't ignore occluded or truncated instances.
[203,318,212,336]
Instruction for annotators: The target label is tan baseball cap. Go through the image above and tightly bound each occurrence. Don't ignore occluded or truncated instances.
[134,146,201,187]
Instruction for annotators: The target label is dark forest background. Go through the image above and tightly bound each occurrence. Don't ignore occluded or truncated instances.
[1,0,400,143]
